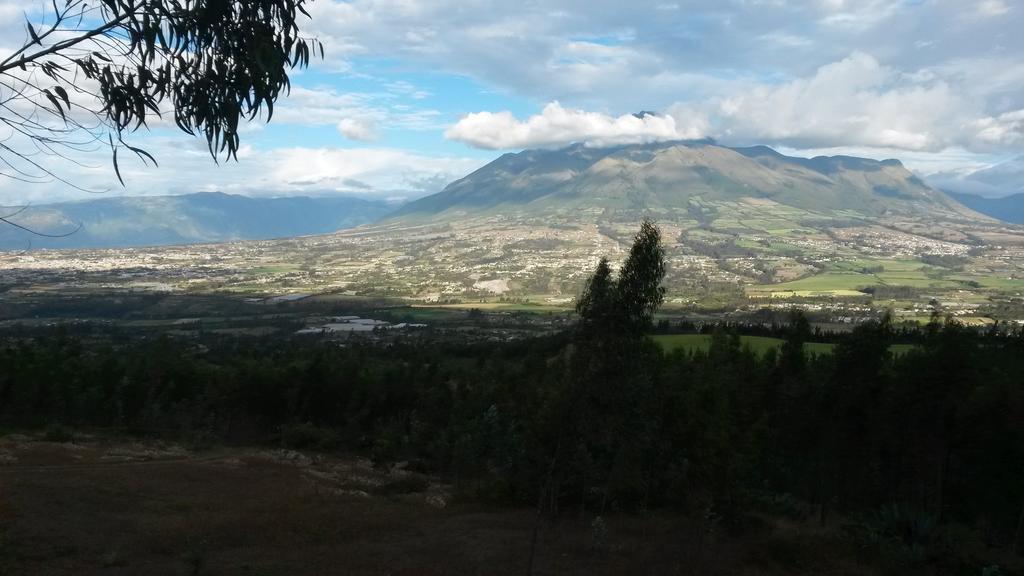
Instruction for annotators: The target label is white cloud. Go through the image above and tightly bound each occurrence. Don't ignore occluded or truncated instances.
[776,145,1001,178]
[302,0,1023,106]
[447,53,1013,154]
[337,117,379,141]
[266,147,483,196]
[926,155,1024,197]
[979,0,1010,16]
[818,0,903,30]
[757,32,813,48]
[386,80,431,100]
[972,109,1024,146]
[445,102,706,149]
[0,137,487,204]
[271,85,444,132]
[707,52,966,151]
[273,86,378,126]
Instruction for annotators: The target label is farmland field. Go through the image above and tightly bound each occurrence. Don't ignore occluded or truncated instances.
[748,272,876,293]
[745,254,1008,297]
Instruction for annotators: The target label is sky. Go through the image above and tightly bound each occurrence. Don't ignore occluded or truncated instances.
[2,0,1024,204]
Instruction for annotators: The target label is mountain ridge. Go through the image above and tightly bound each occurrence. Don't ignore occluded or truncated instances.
[395,140,977,223]
[0,192,393,250]
[947,191,1024,224]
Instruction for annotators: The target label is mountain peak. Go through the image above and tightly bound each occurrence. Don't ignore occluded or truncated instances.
[396,140,971,222]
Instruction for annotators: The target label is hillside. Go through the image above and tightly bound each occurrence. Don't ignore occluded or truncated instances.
[0,192,393,250]
[948,192,1024,224]
[397,140,977,222]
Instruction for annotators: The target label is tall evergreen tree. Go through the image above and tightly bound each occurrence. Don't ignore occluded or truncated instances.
[557,220,668,511]
[575,257,617,336]
[616,220,667,334]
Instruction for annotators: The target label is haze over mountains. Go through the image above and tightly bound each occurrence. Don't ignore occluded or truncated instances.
[947,192,1024,225]
[928,157,1024,200]
[0,193,392,250]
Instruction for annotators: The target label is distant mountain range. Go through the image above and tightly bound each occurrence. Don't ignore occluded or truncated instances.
[396,140,978,222]
[2,141,1005,252]
[947,192,1024,224]
[927,156,1024,200]
[0,192,393,250]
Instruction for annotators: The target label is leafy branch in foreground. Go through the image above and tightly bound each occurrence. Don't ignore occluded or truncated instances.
[0,0,322,191]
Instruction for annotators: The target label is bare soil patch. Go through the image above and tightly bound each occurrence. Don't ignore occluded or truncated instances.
[0,434,871,575]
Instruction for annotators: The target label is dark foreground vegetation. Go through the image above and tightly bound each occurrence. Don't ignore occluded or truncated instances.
[2,222,1023,574]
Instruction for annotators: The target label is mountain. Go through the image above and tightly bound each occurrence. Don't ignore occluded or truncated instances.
[927,156,1024,199]
[0,192,393,250]
[332,140,1020,305]
[947,192,1024,224]
[396,140,976,222]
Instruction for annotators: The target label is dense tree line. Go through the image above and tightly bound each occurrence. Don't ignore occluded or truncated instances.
[1,222,1023,567]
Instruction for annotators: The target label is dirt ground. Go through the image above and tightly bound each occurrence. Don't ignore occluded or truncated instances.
[0,433,869,576]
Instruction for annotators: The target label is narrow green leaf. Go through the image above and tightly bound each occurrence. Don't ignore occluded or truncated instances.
[26,20,40,45]
[43,89,65,122]
[53,86,70,109]
[125,143,157,168]
[110,135,125,186]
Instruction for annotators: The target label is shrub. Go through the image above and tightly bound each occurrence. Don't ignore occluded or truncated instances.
[43,423,74,443]
[279,423,340,451]
[589,516,610,552]
[847,503,938,566]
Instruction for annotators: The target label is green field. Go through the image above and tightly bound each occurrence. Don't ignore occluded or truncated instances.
[747,256,987,297]
[950,275,1024,291]
[749,272,875,293]
[652,334,915,356]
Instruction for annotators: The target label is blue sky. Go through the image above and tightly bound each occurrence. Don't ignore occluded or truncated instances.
[2,0,1024,203]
